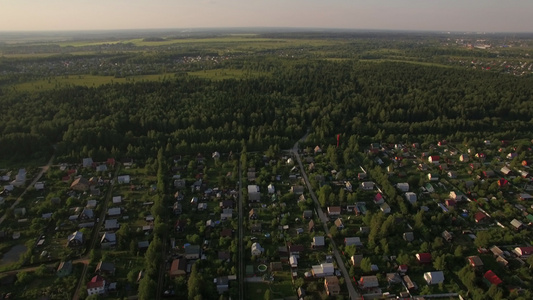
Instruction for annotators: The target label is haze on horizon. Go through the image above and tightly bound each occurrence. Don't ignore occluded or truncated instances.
[1,0,532,33]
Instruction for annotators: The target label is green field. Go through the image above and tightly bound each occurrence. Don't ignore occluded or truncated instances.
[12,74,176,91]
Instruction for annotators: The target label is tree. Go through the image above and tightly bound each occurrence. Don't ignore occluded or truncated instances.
[433,255,446,270]
[360,257,372,273]
[188,263,203,299]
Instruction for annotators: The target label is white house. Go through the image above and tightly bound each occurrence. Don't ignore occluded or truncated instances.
[267,184,275,194]
[424,271,444,285]
[290,255,298,268]
[311,263,334,277]
[251,242,264,256]
[87,275,105,296]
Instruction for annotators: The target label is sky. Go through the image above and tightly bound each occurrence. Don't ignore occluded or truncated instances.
[1,0,532,32]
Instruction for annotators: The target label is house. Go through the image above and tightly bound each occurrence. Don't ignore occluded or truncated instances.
[498,178,509,188]
[96,164,107,172]
[251,242,264,256]
[302,210,313,219]
[428,156,440,164]
[107,207,122,217]
[311,263,334,277]
[490,246,504,257]
[459,154,469,162]
[57,261,73,277]
[449,191,465,201]
[445,199,456,208]
[474,211,489,223]
[519,193,533,201]
[290,255,298,268]
[334,218,344,229]
[484,270,502,286]
[71,177,90,191]
[327,206,341,217]
[425,183,435,193]
[513,246,533,258]
[34,181,45,191]
[117,175,130,184]
[467,256,484,270]
[405,192,417,205]
[312,236,325,249]
[359,275,379,289]
[424,271,444,285]
[374,193,384,204]
[361,181,375,190]
[351,255,363,267]
[104,219,120,230]
[291,185,304,195]
[345,237,362,247]
[267,184,275,194]
[403,232,414,242]
[87,275,105,296]
[427,173,439,181]
[398,265,408,274]
[66,231,83,248]
[80,158,94,168]
[78,208,93,221]
[510,219,524,230]
[169,259,187,277]
[442,230,453,242]
[447,171,457,179]
[500,166,512,175]
[215,276,230,294]
[95,261,115,275]
[247,185,261,202]
[397,182,409,192]
[100,232,116,248]
[416,253,432,264]
[185,245,201,260]
[380,203,391,214]
[214,204,229,216]
[324,276,341,296]
[86,199,97,208]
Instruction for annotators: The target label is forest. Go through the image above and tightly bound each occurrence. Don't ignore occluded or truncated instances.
[1,31,533,163]
[1,58,533,163]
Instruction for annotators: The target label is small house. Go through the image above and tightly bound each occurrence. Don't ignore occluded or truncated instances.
[359,275,379,289]
[169,259,188,277]
[87,275,105,296]
[324,276,341,296]
[57,261,73,277]
[416,253,432,264]
[66,231,83,248]
[424,271,444,285]
[251,242,264,256]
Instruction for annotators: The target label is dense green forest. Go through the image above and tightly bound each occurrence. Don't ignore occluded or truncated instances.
[1,57,533,162]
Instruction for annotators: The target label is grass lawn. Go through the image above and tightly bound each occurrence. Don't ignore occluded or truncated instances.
[12,74,175,92]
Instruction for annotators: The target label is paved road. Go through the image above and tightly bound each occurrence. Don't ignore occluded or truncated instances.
[291,138,360,300]
[0,154,55,226]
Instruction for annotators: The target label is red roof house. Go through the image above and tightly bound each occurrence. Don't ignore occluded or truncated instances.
[474,212,489,223]
[416,253,432,264]
[484,270,502,286]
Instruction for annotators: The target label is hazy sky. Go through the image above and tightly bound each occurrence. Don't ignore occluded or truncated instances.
[1,0,532,32]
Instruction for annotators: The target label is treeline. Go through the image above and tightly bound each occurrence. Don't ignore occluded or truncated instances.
[1,59,533,162]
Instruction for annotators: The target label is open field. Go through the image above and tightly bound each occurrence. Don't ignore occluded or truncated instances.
[12,74,176,92]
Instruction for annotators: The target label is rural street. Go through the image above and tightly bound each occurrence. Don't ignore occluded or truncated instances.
[291,137,361,300]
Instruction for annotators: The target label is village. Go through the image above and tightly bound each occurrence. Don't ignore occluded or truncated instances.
[0,136,532,300]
